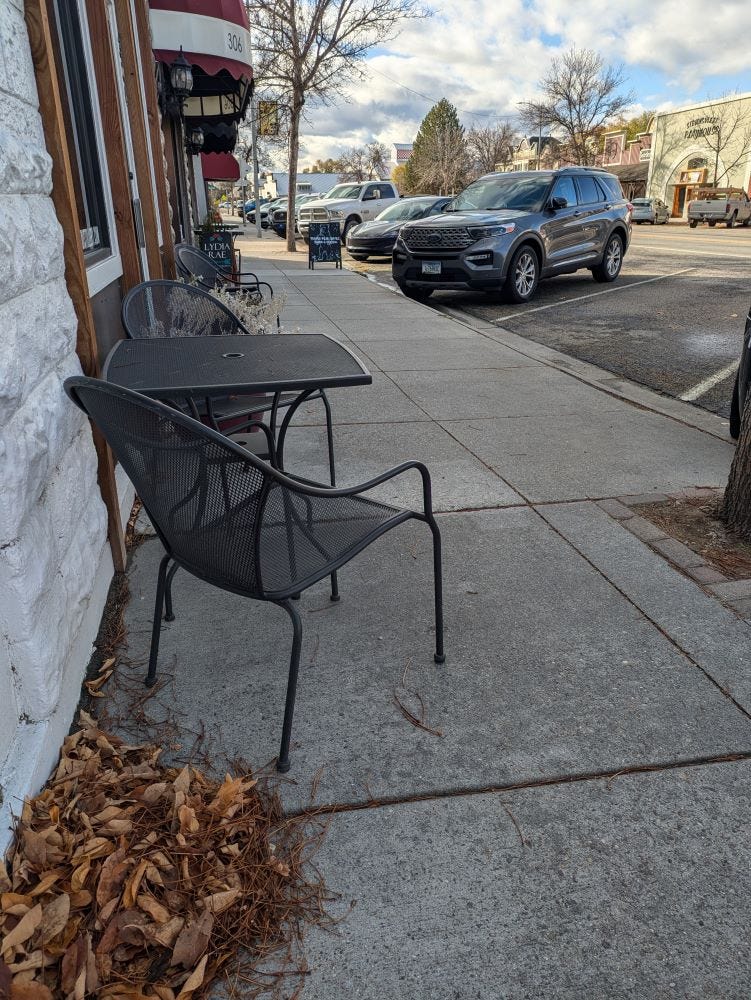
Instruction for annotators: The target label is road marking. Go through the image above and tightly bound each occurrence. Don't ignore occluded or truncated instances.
[493,268,695,321]
[679,361,739,402]
[629,244,751,260]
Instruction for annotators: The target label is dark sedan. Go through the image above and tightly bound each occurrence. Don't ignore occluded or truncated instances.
[346,196,451,260]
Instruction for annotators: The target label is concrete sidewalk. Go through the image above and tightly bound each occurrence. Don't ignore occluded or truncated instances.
[119,233,751,997]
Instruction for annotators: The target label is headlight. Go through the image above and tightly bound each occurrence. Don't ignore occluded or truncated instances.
[328,209,345,219]
[467,223,516,239]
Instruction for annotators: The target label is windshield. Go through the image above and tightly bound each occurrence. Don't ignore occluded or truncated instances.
[325,183,363,200]
[448,175,550,213]
[632,199,651,206]
[376,200,435,222]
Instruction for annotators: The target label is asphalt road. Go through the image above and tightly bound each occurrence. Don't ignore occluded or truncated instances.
[344,223,751,419]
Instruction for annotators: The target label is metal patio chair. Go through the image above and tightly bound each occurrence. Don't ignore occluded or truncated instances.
[65,377,445,772]
[175,244,279,330]
[121,278,341,605]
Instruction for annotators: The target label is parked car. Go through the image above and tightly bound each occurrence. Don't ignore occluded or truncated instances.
[729,302,751,438]
[239,197,269,219]
[345,196,452,260]
[248,197,285,228]
[270,194,327,238]
[631,197,670,225]
[688,188,751,228]
[392,167,631,303]
[298,181,400,243]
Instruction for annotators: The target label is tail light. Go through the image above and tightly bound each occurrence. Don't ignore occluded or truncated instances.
[726,203,730,212]
[626,203,633,222]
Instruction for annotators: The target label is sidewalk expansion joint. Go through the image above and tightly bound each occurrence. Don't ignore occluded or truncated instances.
[286,751,751,820]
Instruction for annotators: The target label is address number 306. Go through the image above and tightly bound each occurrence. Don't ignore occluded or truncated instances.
[226,32,243,53]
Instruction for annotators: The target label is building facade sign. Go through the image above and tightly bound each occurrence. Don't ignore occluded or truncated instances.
[648,93,751,218]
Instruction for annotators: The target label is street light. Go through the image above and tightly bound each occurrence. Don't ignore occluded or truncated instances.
[185,126,204,156]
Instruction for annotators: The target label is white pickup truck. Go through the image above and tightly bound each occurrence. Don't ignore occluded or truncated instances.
[687,188,751,228]
[298,181,400,243]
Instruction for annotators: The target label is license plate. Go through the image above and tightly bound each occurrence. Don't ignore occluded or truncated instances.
[422,261,441,275]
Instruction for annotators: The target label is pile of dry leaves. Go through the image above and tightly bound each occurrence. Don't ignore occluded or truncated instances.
[0,713,331,999]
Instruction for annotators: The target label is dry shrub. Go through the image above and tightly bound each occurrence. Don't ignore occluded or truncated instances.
[0,714,332,998]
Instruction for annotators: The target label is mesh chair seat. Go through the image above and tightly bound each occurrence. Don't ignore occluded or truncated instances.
[65,377,444,773]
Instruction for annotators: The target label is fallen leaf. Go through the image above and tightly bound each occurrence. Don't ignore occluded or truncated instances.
[10,984,53,1000]
[201,889,240,915]
[39,893,70,941]
[136,894,170,924]
[29,871,62,897]
[176,954,208,998]
[178,806,199,836]
[171,910,213,968]
[95,848,129,908]
[122,860,149,909]
[0,904,42,955]
[148,915,184,949]
[172,767,191,795]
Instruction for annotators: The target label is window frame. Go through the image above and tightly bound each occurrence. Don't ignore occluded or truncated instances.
[575,174,606,205]
[52,0,123,296]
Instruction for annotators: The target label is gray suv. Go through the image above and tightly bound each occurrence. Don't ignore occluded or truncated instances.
[392,168,631,303]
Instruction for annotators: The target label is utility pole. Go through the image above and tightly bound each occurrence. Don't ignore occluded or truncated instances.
[249,96,263,239]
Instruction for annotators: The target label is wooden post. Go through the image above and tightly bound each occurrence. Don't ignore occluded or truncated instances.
[112,0,163,280]
[24,0,127,572]
[132,0,176,277]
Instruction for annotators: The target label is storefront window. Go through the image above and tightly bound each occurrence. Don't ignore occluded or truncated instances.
[51,0,110,260]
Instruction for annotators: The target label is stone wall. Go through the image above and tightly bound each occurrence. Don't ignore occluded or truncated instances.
[0,0,113,845]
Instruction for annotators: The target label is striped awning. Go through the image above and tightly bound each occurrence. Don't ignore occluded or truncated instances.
[149,0,252,83]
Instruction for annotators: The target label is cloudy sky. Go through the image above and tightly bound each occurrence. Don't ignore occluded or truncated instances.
[293,0,751,167]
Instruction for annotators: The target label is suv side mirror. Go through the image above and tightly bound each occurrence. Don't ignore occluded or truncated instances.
[550,196,568,210]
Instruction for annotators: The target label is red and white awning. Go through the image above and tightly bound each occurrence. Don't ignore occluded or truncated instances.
[149,0,252,82]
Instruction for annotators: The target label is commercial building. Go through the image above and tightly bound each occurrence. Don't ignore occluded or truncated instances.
[0,0,251,845]
[647,93,751,217]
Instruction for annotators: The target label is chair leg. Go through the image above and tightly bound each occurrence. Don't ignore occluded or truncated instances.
[146,554,171,687]
[164,561,179,622]
[427,517,445,663]
[276,599,303,773]
[320,391,340,602]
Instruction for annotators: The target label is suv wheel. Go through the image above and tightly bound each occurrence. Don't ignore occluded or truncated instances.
[503,245,539,303]
[591,234,623,283]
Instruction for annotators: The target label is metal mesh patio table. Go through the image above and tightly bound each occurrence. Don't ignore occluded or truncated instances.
[102,333,372,471]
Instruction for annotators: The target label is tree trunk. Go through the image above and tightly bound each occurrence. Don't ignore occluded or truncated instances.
[723,379,751,538]
[286,99,302,253]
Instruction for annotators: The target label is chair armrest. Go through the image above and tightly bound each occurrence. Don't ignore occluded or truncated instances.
[282,461,435,516]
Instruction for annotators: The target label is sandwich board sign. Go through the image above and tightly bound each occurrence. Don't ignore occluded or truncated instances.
[308,222,342,269]
[199,230,234,272]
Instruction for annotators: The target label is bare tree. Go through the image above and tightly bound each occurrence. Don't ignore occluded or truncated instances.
[519,48,634,166]
[466,122,517,176]
[337,141,391,180]
[336,145,370,181]
[365,140,391,179]
[245,0,423,250]
[683,96,751,186]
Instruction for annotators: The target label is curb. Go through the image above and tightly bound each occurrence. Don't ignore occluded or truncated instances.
[596,488,751,621]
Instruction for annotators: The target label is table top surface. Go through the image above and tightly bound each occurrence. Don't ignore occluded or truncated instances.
[102,334,372,397]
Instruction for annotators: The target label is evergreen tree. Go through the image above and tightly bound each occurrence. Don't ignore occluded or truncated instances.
[405,99,469,195]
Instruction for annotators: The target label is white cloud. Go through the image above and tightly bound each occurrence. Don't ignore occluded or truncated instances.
[281,0,751,166]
